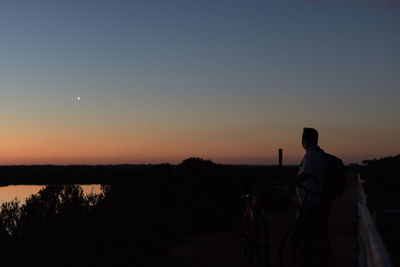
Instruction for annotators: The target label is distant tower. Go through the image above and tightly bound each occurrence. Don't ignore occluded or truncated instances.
[279,148,283,167]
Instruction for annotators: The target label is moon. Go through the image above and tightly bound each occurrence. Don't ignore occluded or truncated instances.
[77,97,81,101]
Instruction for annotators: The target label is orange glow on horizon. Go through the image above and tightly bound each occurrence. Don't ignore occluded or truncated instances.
[0,122,398,165]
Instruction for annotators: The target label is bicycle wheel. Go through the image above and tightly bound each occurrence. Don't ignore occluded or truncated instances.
[255,242,271,267]
[239,234,254,264]
[278,224,297,267]
[254,215,271,267]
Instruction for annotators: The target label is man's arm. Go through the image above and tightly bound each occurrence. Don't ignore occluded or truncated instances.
[290,151,317,186]
[289,172,312,186]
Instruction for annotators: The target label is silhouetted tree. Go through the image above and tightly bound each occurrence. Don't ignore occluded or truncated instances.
[178,157,216,170]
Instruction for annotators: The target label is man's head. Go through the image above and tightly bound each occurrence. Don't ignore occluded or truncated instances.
[302,127,318,151]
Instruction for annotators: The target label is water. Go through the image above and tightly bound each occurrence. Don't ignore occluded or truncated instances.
[0,185,102,204]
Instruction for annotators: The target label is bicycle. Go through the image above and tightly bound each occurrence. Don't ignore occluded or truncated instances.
[278,184,320,267]
[238,188,271,267]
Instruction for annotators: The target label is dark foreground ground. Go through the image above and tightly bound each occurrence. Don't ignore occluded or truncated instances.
[166,171,358,267]
[0,158,359,267]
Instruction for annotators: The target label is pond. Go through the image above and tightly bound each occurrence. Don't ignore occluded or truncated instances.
[0,184,102,204]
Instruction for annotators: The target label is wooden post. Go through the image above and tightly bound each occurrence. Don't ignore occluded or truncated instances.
[279,148,283,167]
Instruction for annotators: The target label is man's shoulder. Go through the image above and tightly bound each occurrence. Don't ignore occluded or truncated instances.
[304,147,324,161]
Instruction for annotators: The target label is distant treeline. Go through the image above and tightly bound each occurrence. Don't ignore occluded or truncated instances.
[0,157,298,267]
[0,158,298,185]
[361,154,400,168]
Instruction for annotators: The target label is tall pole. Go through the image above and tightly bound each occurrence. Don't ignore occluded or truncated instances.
[279,148,283,167]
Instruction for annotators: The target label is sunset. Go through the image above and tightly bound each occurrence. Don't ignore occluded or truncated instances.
[1,0,399,165]
[0,1,399,267]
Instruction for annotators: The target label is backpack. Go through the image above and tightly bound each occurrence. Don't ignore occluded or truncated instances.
[314,148,346,200]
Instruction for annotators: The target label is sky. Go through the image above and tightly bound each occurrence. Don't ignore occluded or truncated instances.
[0,0,399,165]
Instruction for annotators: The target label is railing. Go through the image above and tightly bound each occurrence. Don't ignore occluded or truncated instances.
[358,173,393,267]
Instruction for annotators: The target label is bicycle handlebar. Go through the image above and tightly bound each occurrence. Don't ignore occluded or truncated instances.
[295,184,318,195]
[271,176,322,196]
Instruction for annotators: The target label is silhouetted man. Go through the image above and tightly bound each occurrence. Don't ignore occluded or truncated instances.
[289,127,331,267]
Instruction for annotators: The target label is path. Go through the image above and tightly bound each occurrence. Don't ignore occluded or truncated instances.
[167,171,358,267]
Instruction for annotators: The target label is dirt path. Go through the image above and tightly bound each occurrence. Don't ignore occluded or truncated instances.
[167,172,358,267]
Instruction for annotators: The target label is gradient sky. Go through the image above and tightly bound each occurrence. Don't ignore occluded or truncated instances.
[0,0,399,165]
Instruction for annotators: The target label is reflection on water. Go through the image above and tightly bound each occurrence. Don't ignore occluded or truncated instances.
[0,185,102,204]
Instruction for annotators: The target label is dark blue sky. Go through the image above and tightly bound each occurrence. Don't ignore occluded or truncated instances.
[0,0,399,164]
